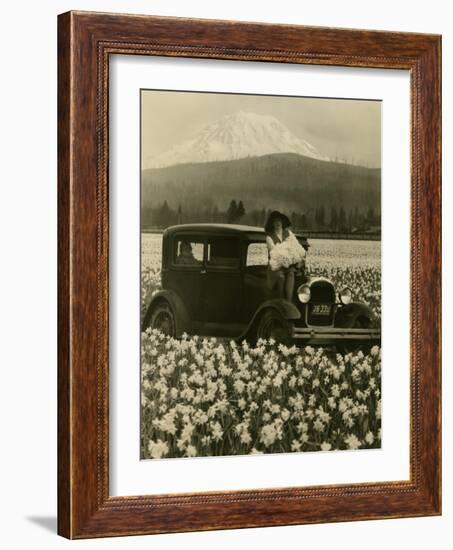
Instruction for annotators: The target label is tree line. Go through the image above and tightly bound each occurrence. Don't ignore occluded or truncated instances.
[142,199,380,233]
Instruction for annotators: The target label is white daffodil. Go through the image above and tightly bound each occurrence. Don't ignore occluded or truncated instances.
[345,434,362,450]
[148,439,169,459]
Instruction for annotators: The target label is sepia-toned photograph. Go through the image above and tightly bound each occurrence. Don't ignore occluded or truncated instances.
[140,90,382,460]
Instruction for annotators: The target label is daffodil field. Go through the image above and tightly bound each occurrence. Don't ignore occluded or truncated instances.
[141,234,381,459]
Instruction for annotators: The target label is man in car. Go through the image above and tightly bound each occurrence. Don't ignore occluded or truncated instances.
[176,240,201,265]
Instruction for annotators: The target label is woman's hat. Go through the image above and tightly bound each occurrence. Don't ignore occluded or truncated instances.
[264,210,291,233]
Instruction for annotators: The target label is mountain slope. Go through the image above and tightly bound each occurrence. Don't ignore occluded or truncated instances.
[144,111,326,169]
[141,152,380,227]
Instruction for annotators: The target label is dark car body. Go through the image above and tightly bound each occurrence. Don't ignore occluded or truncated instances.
[142,223,381,346]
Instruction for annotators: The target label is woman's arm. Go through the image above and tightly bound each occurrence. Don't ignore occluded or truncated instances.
[266,235,275,253]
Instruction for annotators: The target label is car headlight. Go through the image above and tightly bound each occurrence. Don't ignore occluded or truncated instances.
[297,284,311,303]
[339,287,352,305]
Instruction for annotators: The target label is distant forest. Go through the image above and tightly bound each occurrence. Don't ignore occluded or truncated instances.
[141,152,381,233]
[145,199,379,233]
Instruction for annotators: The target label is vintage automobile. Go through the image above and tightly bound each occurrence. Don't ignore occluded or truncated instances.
[142,224,381,347]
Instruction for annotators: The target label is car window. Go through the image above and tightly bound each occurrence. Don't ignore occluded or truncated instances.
[206,237,240,269]
[246,242,268,266]
[173,238,204,267]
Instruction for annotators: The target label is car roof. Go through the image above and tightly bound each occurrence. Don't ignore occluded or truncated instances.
[164,223,266,241]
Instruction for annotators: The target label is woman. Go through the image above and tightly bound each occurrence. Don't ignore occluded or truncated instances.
[264,211,304,301]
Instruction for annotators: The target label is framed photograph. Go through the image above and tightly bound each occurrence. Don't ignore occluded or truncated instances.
[58,11,441,538]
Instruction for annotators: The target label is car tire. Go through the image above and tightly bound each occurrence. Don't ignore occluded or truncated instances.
[144,301,176,337]
[256,309,294,345]
[338,316,371,354]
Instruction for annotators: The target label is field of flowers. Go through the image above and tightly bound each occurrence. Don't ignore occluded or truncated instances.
[141,331,381,458]
[140,234,382,459]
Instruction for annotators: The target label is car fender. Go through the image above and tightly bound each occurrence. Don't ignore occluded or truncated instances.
[141,289,191,335]
[240,299,301,339]
[335,302,375,328]
[256,298,301,320]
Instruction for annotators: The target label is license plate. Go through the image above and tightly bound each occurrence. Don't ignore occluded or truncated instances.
[311,304,331,316]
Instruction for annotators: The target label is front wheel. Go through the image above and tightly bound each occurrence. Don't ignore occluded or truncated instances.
[143,301,176,337]
[256,309,294,345]
[337,316,371,354]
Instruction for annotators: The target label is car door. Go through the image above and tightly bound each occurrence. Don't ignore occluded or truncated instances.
[166,234,205,321]
[201,236,242,324]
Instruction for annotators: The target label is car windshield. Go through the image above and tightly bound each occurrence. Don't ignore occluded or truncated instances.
[246,242,268,267]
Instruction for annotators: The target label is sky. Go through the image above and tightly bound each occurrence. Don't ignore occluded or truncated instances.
[141,90,381,168]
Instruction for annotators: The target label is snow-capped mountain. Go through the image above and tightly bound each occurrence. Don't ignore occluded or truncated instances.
[144,111,326,169]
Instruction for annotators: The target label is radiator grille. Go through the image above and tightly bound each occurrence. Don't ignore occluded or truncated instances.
[310,281,336,302]
[306,281,336,326]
